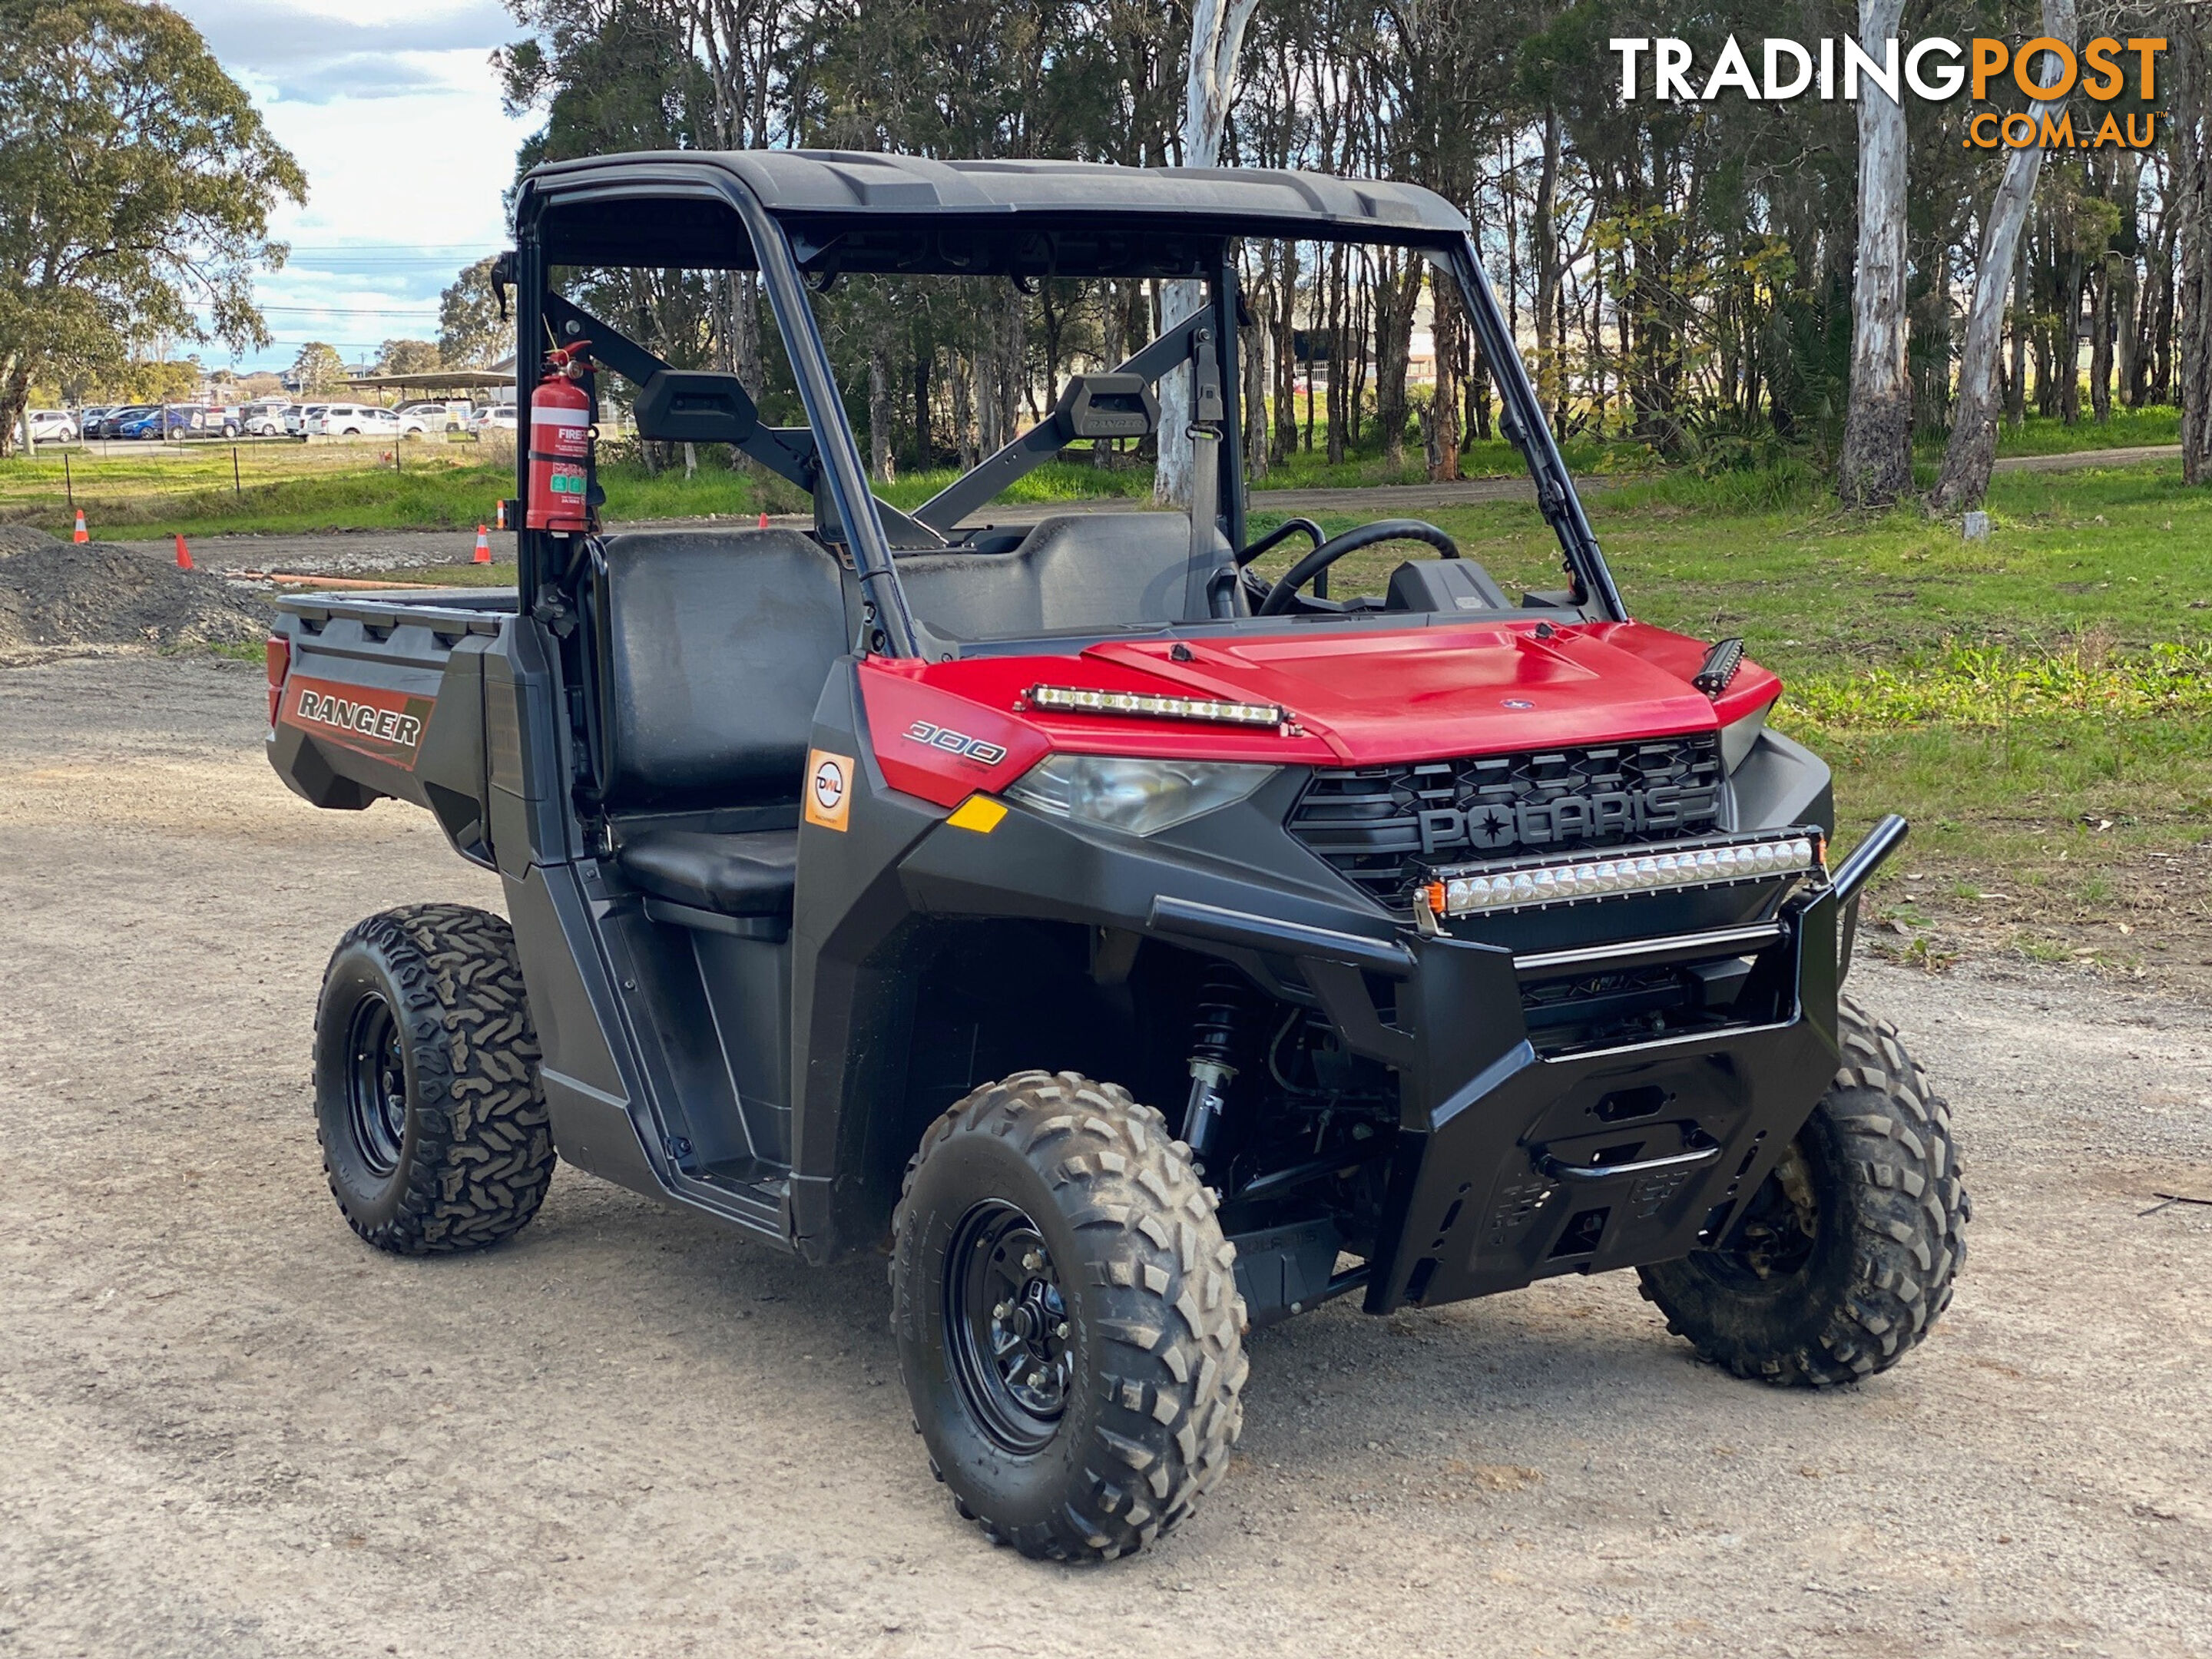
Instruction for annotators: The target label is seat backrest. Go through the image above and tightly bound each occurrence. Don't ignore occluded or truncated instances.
[891,512,1227,642]
[596,528,851,810]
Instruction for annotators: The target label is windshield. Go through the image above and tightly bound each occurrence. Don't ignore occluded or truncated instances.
[780,236,1597,646]
[522,178,1615,650]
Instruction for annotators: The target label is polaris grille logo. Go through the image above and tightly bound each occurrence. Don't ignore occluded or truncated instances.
[1417,783,1721,856]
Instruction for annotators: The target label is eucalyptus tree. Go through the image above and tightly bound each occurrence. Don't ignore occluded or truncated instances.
[0,0,304,455]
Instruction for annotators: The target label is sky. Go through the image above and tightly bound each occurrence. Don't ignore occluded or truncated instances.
[166,0,536,375]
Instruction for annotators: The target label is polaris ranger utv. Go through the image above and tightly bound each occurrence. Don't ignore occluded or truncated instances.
[266,152,1966,1561]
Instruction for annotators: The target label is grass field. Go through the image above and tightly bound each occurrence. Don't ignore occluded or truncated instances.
[10,422,2205,984]
[1236,459,2211,982]
[3,408,2181,540]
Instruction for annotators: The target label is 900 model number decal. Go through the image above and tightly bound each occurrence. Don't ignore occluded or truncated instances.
[282,674,435,768]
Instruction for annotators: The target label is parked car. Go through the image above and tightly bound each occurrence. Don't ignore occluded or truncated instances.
[155,405,237,439]
[283,404,329,436]
[240,400,291,436]
[76,405,111,434]
[115,407,167,440]
[19,409,78,443]
[304,403,401,437]
[470,403,518,432]
[89,405,154,439]
[397,400,470,436]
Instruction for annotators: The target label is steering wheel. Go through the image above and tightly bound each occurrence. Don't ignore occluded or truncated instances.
[1255,518,1462,615]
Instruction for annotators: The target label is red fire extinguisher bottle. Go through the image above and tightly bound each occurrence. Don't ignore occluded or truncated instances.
[526,341,594,533]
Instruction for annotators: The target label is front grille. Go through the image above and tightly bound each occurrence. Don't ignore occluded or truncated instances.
[1287,733,1727,909]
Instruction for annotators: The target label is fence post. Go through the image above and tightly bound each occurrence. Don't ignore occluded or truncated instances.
[233,444,241,498]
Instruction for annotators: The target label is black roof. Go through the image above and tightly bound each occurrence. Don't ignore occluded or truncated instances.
[518,151,1469,276]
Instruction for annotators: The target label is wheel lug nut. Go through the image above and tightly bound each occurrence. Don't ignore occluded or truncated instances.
[1022,1250,1043,1271]
[1027,1370,1044,1387]
[1055,1321,1069,1339]
[992,1301,1011,1320]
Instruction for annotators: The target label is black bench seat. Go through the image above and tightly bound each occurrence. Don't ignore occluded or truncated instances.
[616,829,797,919]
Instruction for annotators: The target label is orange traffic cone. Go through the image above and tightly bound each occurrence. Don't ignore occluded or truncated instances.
[473,525,492,565]
[757,512,769,528]
[73,510,88,544]
[174,533,192,571]
[495,500,505,531]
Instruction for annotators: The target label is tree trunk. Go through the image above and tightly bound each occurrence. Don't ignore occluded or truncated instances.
[868,342,895,484]
[2174,9,2212,483]
[1838,0,1913,507]
[1244,284,1271,481]
[1532,105,1562,427]
[2090,259,2114,422]
[1154,0,1262,506]
[1932,0,2073,512]
[2006,230,2029,428]
[1429,291,1462,482]
[1273,246,1300,463]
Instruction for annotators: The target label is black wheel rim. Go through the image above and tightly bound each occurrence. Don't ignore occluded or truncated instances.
[344,992,408,1179]
[945,1200,1072,1454]
[1700,1138,1820,1288]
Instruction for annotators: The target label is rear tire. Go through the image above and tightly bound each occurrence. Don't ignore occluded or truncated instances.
[313,904,555,1254]
[1638,995,1968,1385]
[891,1071,1247,1561]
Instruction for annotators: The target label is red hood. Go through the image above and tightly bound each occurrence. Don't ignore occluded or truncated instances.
[860,619,1781,808]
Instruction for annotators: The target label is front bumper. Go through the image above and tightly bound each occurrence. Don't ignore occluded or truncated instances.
[1353,889,1842,1312]
[899,795,1868,1316]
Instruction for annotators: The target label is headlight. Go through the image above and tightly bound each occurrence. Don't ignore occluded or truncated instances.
[1005,754,1277,836]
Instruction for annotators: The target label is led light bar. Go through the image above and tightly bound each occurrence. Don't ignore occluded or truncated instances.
[1424,831,1825,919]
[1025,683,1287,729]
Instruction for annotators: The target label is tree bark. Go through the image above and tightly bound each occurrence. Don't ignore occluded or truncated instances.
[1931,0,2074,512]
[2174,10,2212,483]
[1532,105,1562,427]
[868,339,895,484]
[1838,0,1913,507]
[1244,283,1271,481]
[1154,0,1262,505]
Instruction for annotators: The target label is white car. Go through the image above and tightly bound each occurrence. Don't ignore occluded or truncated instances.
[304,404,401,437]
[397,400,470,436]
[19,409,78,443]
[284,404,327,436]
[240,399,291,436]
[471,404,518,432]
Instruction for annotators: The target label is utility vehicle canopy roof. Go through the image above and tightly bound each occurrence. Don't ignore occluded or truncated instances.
[518,152,1469,276]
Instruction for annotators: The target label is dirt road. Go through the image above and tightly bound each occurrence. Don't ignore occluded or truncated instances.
[3,654,2209,1657]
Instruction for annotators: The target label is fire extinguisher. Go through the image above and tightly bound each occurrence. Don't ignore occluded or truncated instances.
[526,339,594,533]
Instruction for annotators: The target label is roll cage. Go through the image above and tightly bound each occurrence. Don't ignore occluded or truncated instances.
[506,151,1626,654]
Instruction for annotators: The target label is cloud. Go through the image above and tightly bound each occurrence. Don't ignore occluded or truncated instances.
[170,0,516,104]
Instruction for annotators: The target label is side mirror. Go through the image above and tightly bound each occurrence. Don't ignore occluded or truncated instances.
[634,369,762,445]
[1057,373,1156,441]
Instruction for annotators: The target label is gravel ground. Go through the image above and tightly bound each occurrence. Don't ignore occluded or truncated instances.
[2,652,2208,1658]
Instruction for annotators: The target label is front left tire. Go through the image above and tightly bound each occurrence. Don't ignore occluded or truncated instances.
[313,903,555,1254]
[892,1071,1247,1560]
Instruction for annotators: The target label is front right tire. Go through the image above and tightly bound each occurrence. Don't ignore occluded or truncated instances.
[1638,995,1968,1385]
[891,1071,1247,1561]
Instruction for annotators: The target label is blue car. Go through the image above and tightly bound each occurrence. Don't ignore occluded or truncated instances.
[115,407,166,440]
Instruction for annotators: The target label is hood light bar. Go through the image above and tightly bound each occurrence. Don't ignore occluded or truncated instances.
[1425,832,1825,919]
[1025,683,1288,730]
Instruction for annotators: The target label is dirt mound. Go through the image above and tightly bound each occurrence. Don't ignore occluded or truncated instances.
[0,528,272,658]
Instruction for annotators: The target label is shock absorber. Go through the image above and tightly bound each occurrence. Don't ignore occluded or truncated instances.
[1182,965,1255,1162]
